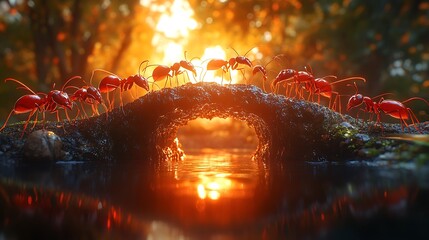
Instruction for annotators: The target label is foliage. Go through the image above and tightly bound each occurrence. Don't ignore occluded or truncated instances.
[0,0,428,121]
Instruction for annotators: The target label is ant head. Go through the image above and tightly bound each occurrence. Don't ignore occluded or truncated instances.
[130,75,150,91]
[86,86,103,103]
[252,65,267,76]
[51,91,73,110]
[346,94,364,111]
[179,60,197,77]
[235,56,252,68]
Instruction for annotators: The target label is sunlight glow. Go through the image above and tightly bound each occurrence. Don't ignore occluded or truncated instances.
[155,3,197,39]
[162,43,184,65]
[197,174,233,200]
[150,0,198,66]
[145,0,253,86]
[195,45,239,84]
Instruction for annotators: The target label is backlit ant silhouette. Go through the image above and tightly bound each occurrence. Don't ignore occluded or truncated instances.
[347,83,429,132]
[0,76,79,136]
[90,60,151,111]
[271,68,314,97]
[151,52,198,87]
[251,54,284,92]
[203,48,253,84]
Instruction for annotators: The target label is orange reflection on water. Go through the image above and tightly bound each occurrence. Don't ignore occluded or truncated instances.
[154,148,267,227]
[196,173,232,200]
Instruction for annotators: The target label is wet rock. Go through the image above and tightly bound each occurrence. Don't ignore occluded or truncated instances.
[355,133,370,143]
[23,130,64,162]
[0,83,428,163]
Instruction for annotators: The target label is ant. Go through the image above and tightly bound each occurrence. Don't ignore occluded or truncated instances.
[90,60,151,111]
[203,47,253,85]
[347,82,429,132]
[0,76,79,136]
[66,80,108,119]
[305,76,366,113]
[151,52,198,87]
[271,68,314,97]
[251,54,284,92]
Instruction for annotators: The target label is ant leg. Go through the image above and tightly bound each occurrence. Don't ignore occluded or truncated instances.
[183,72,190,84]
[290,83,296,97]
[328,96,334,111]
[57,110,68,133]
[0,109,16,132]
[337,95,343,114]
[21,109,37,138]
[262,79,267,93]
[41,110,46,130]
[91,104,99,116]
[201,70,208,83]
[228,70,233,85]
[407,108,421,133]
[70,105,80,123]
[106,91,112,111]
[237,68,246,83]
[127,87,136,100]
[64,108,71,122]
[119,91,125,114]
[30,110,42,130]
[376,113,384,132]
[81,102,89,119]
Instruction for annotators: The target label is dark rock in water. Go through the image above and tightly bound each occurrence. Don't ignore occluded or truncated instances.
[23,130,64,162]
[0,83,427,163]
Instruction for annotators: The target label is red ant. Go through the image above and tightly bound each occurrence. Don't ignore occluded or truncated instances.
[251,54,284,92]
[90,60,151,111]
[0,76,79,136]
[347,83,429,132]
[33,76,78,123]
[305,76,366,113]
[270,68,314,97]
[203,47,253,84]
[67,82,108,119]
[151,52,198,87]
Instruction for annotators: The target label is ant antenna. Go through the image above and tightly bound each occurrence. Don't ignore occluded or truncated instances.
[138,60,150,76]
[62,75,82,92]
[89,69,120,86]
[229,47,255,57]
[4,78,37,95]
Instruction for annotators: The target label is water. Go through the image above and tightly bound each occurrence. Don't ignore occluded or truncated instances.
[1,148,429,239]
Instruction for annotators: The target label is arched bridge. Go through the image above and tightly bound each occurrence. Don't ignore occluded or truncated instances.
[3,82,421,164]
[68,82,351,163]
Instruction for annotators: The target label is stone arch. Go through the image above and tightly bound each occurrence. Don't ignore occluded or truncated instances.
[98,82,346,163]
[153,103,272,159]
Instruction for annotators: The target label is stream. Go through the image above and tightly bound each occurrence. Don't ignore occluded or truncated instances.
[1,147,429,239]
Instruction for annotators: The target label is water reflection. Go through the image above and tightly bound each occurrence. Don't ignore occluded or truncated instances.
[1,149,429,239]
[148,148,269,228]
